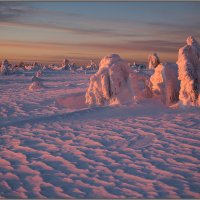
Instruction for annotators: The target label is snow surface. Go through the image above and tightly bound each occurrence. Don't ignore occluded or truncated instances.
[0,70,200,198]
[177,36,200,107]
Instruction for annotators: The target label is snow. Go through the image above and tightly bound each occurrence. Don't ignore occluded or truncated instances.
[28,71,45,91]
[85,54,132,106]
[177,36,200,106]
[148,53,160,70]
[150,63,180,105]
[128,70,152,102]
[1,59,10,75]
[0,69,200,198]
[1,36,200,198]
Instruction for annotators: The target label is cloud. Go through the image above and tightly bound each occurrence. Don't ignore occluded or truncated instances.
[0,38,183,54]
[0,2,31,22]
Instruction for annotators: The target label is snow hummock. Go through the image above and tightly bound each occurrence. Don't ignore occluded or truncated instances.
[177,36,200,106]
[85,54,132,106]
[148,53,160,70]
[28,70,44,91]
[1,59,11,75]
[150,63,180,105]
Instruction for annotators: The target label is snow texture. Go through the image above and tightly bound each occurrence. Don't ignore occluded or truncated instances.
[85,54,132,106]
[0,70,200,198]
[148,53,160,70]
[177,36,200,106]
[150,63,180,105]
[1,59,10,75]
[128,71,152,102]
[28,71,44,91]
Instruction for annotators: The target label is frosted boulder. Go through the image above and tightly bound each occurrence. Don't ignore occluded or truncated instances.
[148,53,160,69]
[85,54,132,106]
[150,63,180,105]
[177,36,200,106]
[1,59,10,75]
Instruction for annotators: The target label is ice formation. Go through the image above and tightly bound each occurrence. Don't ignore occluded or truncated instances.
[148,53,160,70]
[150,63,180,105]
[177,36,200,106]
[85,54,132,106]
[28,70,44,91]
[128,71,152,102]
[1,59,11,75]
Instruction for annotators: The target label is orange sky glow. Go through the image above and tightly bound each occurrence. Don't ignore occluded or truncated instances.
[0,2,199,65]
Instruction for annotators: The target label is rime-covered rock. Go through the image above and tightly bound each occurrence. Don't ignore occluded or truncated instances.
[150,63,180,105]
[177,36,200,106]
[85,54,132,106]
[148,53,160,69]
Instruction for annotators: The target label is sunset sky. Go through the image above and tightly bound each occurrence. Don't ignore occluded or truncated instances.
[0,2,200,65]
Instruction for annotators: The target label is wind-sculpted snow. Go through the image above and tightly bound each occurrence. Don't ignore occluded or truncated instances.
[150,63,180,105]
[128,71,152,102]
[177,36,200,106]
[29,71,45,91]
[1,59,11,75]
[85,54,132,106]
[148,53,160,70]
[0,70,200,198]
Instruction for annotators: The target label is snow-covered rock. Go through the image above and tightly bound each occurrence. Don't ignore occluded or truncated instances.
[85,54,132,106]
[1,59,11,75]
[177,36,200,106]
[148,53,160,70]
[150,63,180,105]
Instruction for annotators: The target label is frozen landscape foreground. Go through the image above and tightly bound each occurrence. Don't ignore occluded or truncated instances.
[0,71,200,198]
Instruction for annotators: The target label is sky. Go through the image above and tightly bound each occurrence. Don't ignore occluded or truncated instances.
[0,2,200,65]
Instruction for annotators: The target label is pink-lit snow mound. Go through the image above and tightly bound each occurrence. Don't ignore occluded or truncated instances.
[1,59,11,75]
[56,92,86,109]
[177,36,200,106]
[150,63,180,105]
[148,53,160,70]
[85,54,132,106]
[28,71,45,91]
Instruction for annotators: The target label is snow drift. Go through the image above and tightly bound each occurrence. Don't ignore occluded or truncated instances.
[85,54,132,106]
[177,36,200,106]
[150,63,180,105]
